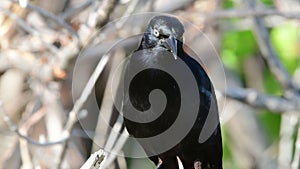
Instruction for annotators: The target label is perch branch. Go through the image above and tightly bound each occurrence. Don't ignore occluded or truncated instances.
[56,53,111,168]
[80,149,106,169]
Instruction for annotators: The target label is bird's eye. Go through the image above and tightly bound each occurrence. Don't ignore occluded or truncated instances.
[153,29,159,37]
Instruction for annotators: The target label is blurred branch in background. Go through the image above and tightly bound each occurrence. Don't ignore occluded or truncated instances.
[207,8,300,19]
[0,0,300,169]
[225,88,299,112]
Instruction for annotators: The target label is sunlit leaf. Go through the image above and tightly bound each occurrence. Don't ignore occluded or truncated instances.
[271,22,300,74]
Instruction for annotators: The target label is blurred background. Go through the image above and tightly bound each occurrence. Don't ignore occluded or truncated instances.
[0,0,300,169]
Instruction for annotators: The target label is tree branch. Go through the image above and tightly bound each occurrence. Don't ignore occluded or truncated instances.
[60,0,94,20]
[224,88,299,112]
[0,101,68,146]
[246,0,299,99]
[88,0,117,28]
[11,0,78,38]
[206,8,300,19]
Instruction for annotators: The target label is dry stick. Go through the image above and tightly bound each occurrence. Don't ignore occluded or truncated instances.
[10,0,78,38]
[56,53,111,168]
[278,114,298,169]
[0,101,32,168]
[247,1,299,98]
[82,2,140,166]
[115,0,140,29]
[207,8,300,19]
[101,116,129,169]
[83,0,118,49]
[61,0,94,20]
[80,149,106,169]
[0,101,68,146]
[224,88,299,112]
[291,124,300,169]
[0,54,109,149]
[246,1,299,169]
[0,7,59,54]
[80,109,129,169]
[19,106,48,169]
[19,134,33,169]
[88,0,117,28]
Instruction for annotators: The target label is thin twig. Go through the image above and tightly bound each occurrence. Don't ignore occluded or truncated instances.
[0,7,59,54]
[0,53,110,148]
[10,0,79,38]
[0,101,68,146]
[115,0,140,29]
[245,1,300,169]
[101,116,128,169]
[60,0,94,20]
[224,88,299,112]
[246,0,299,99]
[206,8,300,19]
[80,149,106,169]
[278,114,298,169]
[88,0,117,28]
[291,121,300,169]
[56,53,111,168]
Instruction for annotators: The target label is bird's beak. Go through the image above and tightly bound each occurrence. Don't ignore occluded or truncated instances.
[162,36,177,60]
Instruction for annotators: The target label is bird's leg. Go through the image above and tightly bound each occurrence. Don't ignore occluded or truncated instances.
[154,157,162,169]
[194,160,202,169]
[149,156,160,166]
[157,156,179,169]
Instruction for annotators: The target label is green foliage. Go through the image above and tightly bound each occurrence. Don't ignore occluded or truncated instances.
[222,127,239,169]
[258,111,281,142]
[263,69,282,94]
[259,0,274,6]
[223,0,235,8]
[223,0,273,8]
[221,30,257,73]
[270,22,300,74]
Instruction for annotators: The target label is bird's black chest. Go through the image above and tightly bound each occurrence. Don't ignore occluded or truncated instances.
[128,68,180,112]
[123,49,182,138]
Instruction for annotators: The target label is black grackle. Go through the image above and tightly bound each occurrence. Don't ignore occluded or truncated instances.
[122,15,223,169]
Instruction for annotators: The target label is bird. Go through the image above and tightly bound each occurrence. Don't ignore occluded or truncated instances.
[122,15,223,169]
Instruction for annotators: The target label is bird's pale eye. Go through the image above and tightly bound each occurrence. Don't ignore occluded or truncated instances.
[153,29,159,37]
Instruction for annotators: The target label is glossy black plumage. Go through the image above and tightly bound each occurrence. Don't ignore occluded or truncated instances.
[123,15,222,169]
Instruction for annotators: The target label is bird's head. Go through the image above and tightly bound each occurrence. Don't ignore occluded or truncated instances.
[142,15,184,60]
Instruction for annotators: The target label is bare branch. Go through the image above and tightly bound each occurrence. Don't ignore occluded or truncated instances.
[101,116,128,169]
[292,123,300,169]
[246,0,299,99]
[60,0,94,20]
[224,88,299,112]
[10,0,78,37]
[278,114,298,169]
[0,7,59,54]
[115,0,140,29]
[88,0,117,28]
[80,149,106,169]
[56,53,111,168]
[18,0,28,8]
[0,100,68,146]
[207,9,300,19]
